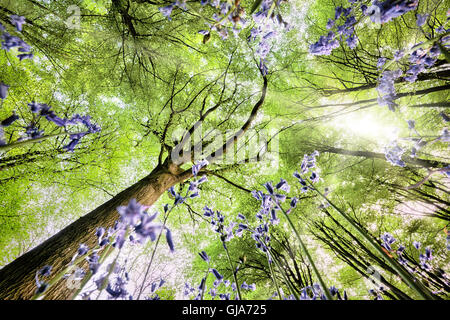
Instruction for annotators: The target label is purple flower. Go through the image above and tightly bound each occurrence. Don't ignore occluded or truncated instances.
[416,14,428,27]
[63,138,80,152]
[159,4,174,21]
[25,124,43,139]
[87,253,100,274]
[134,212,162,243]
[275,178,290,192]
[290,197,298,208]
[237,213,246,220]
[309,31,339,55]
[199,251,210,263]
[38,265,52,277]
[326,19,335,30]
[1,113,19,127]
[366,0,419,24]
[10,15,26,32]
[310,171,319,183]
[0,82,9,100]
[203,206,214,217]
[377,57,387,70]
[346,35,358,49]
[117,199,148,226]
[384,142,405,167]
[165,227,175,252]
[263,182,274,195]
[335,6,344,20]
[424,247,432,260]
[17,53,33,61]
[413,241,421,249]
[393,50,404,61]
[407,120,415,130]
[77,243,89,256]
[211,268,223,281]
[380,232,396,251]
[192,159,208,176]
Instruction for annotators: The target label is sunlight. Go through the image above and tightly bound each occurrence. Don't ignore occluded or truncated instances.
[331,112,399,143]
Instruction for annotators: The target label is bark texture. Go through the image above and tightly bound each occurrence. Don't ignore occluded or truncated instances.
[0,161,191,300]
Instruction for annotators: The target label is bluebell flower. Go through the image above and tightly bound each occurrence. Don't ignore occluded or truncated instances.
[192,159,208,176]
[259,58,268,76]
[211,268,223,281]
[203,206,214,217]
[17,53,33,61]
[199,251,210,263]
[25,125,43,139]
[275,178,290,192]
[413,241,421,249]
[1,112,19,127]
[366,0,418,24]
[326,19,335,30]
[35,282,48,295]
[134,213,161,242]
[377,57,387,70]
[95,227,105,239]
[117,199,148,226]
[360,4,368,14]
[310,171,319,183]
[424,247,432,261]
[106,280,128,299]
[87,253,100,274]
[159,4,175,21]
[393,50,404,61]
[416,14,428,27]
[335,6,344,20]
[309,31,339,55]
[77,243,89,256]
[219,293,230,300]
[384,142,405,167]
[263,182,274,195]
[38,265,52,277]
[10,15,26,32]
[407,120,415,130]
[380,232,396,251]
[165,227,175,252]
[0,82,9,100]
[346,34,358,49]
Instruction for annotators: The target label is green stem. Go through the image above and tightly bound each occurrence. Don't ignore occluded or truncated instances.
[200,267,210,300]
[265,251,282,300]
[269,250,300,300]
[136,209,172,300]
[69,241,116,300]
[309,183,437,300]
[95,228,130,300]
[270,194,333,300]
[223,243,243,300]
[31,245,99,300]
[0,131,87,152]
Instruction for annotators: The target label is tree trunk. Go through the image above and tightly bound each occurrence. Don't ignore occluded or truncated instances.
[321,146,449,169]
[0,161,192,300]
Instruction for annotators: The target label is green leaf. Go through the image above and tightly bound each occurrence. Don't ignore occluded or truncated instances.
[249,0,263,14]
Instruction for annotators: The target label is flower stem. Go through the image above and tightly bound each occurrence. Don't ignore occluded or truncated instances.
[309,183,437,300]
[265,252,282,300]
[270,194,333,300]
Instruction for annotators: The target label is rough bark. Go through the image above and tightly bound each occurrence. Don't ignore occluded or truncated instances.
[0,160,192,300]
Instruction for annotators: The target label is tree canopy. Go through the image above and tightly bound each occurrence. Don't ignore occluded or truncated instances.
[0,0,448,301]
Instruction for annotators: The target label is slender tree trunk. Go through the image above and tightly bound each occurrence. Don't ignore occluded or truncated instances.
[321,146,448,169]
[0,161,192,300]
